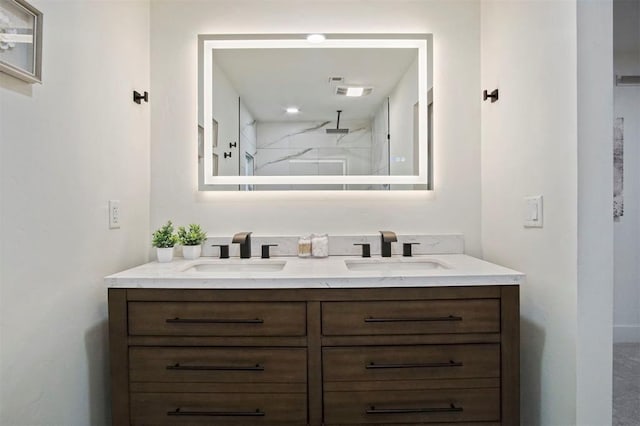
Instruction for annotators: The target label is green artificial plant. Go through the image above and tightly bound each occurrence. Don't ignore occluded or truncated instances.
[177,224,207,246]
[152,220,179,248]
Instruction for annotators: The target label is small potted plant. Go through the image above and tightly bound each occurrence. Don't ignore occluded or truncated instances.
[152,220,179,263]
[177,224,207,260]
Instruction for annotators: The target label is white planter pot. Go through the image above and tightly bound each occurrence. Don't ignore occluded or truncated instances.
[182,245,202,260]
[156,247,174,263]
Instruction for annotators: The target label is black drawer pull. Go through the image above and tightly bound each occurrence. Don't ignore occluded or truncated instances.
[167,363,264,371]
[366,404,463,415]
[168,408,265,417]
[364,315,462,323]
[166,317,264,324]
[366,360,463,369]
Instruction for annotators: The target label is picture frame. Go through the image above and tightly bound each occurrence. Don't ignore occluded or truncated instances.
[0,0,42,83]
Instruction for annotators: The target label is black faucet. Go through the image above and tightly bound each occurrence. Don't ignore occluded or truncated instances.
[379,231,397,257]
[232,232,252,259]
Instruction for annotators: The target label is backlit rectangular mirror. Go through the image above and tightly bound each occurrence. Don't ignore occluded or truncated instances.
[198,34,432,190]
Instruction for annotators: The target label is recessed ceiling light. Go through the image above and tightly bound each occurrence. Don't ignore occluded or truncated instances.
[345,87,365,97]
[286,107,300,114]
[306,34,326,44]
[336,86,374,97]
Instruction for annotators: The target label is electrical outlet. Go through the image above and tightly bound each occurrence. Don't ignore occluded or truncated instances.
[109,200,121,229]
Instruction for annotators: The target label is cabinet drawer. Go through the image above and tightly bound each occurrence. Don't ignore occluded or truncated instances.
[324,388,499,424]
[323,344,499,382]
[128,302,306,336]
[131,392,306,425]
[130,347,306,384]
[322,299,499,336]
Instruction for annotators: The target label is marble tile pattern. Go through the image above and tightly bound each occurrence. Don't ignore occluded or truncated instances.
[613,342,640,426]
[239,101,257,177]
[201,234,463,259]
[255,120,373,176]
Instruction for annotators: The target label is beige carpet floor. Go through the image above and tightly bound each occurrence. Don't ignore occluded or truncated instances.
[613,343,640,426]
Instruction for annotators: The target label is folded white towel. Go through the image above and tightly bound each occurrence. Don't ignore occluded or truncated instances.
[311,234,329,258]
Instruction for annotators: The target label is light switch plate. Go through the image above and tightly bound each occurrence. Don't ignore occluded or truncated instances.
[524,195,543,228]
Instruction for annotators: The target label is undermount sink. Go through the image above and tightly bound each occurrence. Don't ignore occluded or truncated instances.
[344,258,447,272]
[182,260,287,273]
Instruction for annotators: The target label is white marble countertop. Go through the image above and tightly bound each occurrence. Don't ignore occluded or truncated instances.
[105,254,524,289]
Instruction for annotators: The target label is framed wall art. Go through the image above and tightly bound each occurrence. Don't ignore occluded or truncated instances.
[0,0,42,83]
[613,117,624,221]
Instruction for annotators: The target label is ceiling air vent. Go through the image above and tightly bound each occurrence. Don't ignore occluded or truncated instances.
[328,76,344,84]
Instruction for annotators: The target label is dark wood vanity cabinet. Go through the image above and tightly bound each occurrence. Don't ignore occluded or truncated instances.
[109,285,519,425]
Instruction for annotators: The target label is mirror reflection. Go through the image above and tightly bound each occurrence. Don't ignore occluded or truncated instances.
[198,35,432,190]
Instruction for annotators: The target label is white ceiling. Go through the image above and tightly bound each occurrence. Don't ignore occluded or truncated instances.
[213,47,417,122]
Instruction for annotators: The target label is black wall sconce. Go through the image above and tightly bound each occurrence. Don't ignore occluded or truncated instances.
[133,91,148,104]
[483,89,499,103]
[224,152,232,159]
[229,142,237,148]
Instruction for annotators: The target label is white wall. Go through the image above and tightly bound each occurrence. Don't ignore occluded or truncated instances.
[389,56,418,176]
[481,3,578,424]
[0,1,150,425]
[150,0,482,252]
[576,1,613,423]
[211,60,240,176]
[613,0,640,343]
[481,1,613,425]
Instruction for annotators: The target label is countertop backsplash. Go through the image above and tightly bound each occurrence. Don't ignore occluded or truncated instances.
[201,234,464,258]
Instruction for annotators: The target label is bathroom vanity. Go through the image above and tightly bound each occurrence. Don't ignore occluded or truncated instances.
[107,251,522,425]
